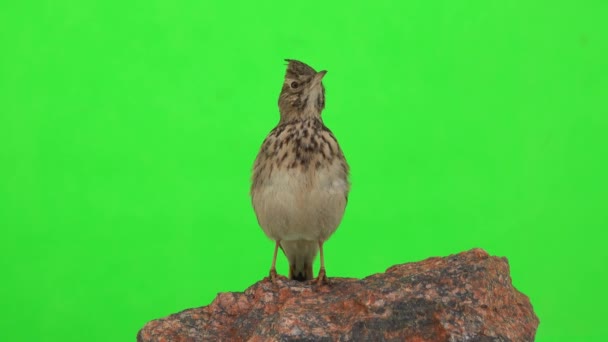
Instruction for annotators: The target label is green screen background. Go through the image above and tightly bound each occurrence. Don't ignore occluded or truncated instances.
[1,0,606,341]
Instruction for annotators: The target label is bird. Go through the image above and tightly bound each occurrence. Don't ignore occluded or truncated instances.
[251,59,350,284]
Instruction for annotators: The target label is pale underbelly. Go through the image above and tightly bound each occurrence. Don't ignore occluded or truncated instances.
[252,170,348,241]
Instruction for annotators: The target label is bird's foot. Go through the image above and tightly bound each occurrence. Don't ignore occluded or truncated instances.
[269,269,279,283]
[315,268,329,286]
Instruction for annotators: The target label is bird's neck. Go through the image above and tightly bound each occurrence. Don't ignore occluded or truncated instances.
[279,108,322,124]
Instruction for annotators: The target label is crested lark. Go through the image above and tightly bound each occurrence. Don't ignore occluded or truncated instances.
[251,59,350,284]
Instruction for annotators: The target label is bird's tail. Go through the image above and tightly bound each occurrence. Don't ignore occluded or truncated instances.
[281,240,318,281]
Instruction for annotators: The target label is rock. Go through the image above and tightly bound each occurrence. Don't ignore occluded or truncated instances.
[137,249,539,341]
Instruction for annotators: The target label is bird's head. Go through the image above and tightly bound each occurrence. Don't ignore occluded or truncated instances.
[278,59,327,123]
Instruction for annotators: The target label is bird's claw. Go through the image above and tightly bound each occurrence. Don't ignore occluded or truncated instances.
[315,268,328,286]
[269,269,278,283]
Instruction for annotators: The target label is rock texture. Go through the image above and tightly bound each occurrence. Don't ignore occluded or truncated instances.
[138,249,538,341]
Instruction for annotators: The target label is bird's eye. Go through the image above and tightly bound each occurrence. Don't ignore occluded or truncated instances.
[290,81,299,88]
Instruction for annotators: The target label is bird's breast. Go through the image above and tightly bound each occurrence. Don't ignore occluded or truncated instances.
[251,119,350,240]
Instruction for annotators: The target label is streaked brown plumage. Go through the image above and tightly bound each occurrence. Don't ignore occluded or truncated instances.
[251,59,350,283]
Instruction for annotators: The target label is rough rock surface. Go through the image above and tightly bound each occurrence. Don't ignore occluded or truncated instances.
[138,249,538,341]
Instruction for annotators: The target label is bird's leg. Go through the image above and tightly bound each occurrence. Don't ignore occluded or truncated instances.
[316,240,328,285]
[269,240,280,282]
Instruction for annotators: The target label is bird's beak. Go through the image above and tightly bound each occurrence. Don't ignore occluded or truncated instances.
[312,70,327,85]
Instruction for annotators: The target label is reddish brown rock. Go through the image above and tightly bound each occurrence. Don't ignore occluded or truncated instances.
[138,249,539,341]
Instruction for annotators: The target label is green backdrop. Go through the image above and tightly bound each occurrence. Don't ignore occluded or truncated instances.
[1,0,606,341]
